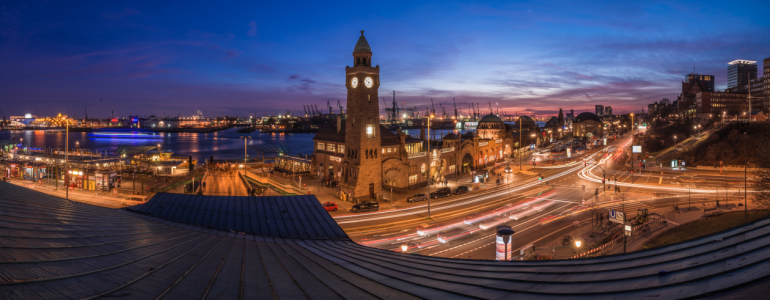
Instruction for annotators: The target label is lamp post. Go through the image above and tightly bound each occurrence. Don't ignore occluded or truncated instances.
[240,136,252,162]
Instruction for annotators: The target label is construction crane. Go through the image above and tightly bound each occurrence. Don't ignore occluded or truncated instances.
[453,98,458,120]
[430,99,436,116]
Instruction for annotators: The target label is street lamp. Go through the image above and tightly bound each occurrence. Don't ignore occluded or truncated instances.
[240,136,252,162]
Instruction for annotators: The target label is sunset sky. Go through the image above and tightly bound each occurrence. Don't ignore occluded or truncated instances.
[1,0,769,118]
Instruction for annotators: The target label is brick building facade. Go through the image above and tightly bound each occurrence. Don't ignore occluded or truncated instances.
[311,32,522,202]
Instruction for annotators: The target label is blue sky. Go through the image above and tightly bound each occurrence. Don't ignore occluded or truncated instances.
[1,0,769,118]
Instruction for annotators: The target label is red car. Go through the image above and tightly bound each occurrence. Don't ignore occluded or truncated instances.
[323,202,338,211]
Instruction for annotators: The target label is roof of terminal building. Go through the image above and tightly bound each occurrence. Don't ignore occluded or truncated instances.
[575,112,602,123]
[478,114,504,123]
[127,193,348,240]
[4,181,770,299]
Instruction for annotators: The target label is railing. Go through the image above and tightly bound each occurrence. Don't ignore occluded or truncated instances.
[408,151,427,159]
[241,170,308,195]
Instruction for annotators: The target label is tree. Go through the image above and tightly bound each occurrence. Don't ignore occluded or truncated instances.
[752,125,770,208]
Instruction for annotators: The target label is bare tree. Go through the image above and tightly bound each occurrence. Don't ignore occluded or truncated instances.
[752,126,770,208]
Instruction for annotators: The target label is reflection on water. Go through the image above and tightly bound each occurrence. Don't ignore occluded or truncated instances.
[1,127,480,162]
[0,128,316,162]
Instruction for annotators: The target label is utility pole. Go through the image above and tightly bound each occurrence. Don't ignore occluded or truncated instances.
[427,114,433,219]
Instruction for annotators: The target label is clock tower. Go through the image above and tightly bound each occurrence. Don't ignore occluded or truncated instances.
[342,30,382,202]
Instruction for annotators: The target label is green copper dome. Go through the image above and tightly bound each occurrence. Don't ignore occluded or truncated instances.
[353,30,371,53]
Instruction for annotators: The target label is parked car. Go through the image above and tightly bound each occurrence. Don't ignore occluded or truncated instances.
[430,187,452,199]
[407,193,428,203]
[322,202,338,211]
[350,202,379,213]
[452,186,470,195]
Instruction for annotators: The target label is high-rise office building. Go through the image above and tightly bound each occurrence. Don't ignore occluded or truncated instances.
[605,106,612,116]
[595,105,604,117]
[727,60,757,89]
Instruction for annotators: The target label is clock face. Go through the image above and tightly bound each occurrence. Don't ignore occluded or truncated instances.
[351,77,358,88]
[364,77,373,88]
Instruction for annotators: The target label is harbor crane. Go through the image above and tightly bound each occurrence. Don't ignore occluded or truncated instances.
[430,99,436,116]
[453,98,458,119]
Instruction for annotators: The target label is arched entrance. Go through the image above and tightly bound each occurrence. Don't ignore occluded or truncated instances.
[461,153,473,173]
[383,169,400,190]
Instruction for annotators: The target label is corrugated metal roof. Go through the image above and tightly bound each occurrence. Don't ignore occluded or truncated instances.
[127,193,348,240]
[4,182,770,299]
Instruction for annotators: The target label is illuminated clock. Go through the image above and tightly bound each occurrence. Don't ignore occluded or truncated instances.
[351,77,358,88]
[364,77,373,88]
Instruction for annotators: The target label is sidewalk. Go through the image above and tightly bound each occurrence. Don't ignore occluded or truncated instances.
[7,179,144,209]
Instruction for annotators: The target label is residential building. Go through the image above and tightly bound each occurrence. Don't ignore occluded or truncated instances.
[680,73,715,118]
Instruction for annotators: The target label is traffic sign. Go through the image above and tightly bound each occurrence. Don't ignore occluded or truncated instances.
[609,209,625,224]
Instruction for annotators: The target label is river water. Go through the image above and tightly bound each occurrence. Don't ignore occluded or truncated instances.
[0,128,473,162]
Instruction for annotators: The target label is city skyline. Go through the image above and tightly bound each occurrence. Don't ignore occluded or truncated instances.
[1,0,769,118]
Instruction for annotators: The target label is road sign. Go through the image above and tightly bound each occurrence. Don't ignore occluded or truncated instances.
[624,222,633,237]
[632,146,642,153]
[609,209,625,224]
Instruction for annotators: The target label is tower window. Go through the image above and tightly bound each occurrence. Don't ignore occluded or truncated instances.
[366,124,375,138]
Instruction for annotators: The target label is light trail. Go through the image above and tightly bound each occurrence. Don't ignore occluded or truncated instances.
[336,152,606,224]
